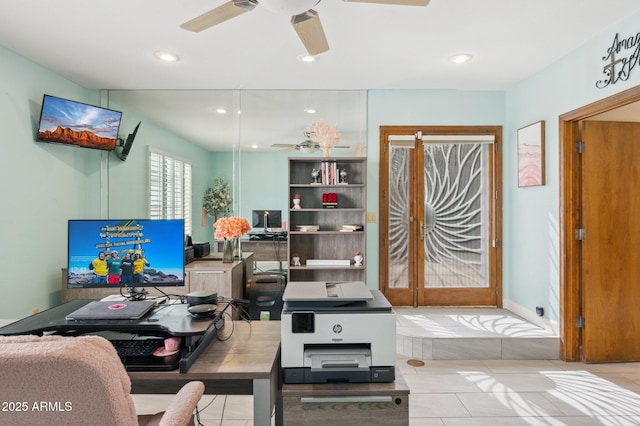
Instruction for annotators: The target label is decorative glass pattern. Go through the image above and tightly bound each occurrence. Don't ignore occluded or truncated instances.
[388,146,410,289]
[423,143,488,288]
[387,142,489,289]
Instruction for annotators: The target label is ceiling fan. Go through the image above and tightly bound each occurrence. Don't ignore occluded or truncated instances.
[271,132,351,153]
[180,0,431,56]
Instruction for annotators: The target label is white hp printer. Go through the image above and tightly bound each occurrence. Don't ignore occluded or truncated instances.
[281,281,396,384]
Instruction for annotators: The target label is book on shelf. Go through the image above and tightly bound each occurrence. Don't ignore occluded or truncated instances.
[340,224,364,232]
[321,161,338,185]
[306,259,351,266]
[296,225,319,232]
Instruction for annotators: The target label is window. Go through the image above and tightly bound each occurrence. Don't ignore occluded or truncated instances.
[149,149,192,236]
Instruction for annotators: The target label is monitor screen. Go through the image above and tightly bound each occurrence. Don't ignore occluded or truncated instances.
[252,210,282,230]
[36,94,122,151]
[67,219,185,289]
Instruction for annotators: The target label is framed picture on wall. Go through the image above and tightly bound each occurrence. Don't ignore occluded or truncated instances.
[517,120,545,187]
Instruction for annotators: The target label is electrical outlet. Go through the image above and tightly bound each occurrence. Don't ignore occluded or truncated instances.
[366,212,377,223]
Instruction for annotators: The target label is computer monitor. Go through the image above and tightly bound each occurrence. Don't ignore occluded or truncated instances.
[252,210,282,232]
[67,219,185,290]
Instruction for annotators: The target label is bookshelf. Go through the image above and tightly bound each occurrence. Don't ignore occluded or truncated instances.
[288,157,366,282]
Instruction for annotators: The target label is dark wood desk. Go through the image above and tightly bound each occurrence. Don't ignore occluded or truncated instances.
[130,320,282,426]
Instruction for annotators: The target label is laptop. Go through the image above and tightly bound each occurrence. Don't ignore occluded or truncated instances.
[65,300,156,321]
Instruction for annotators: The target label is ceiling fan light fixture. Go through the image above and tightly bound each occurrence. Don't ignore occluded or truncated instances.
[299,145,319,154]
[261,0,320,15]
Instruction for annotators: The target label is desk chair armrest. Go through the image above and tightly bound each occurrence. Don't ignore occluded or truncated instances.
[138,381,205,426]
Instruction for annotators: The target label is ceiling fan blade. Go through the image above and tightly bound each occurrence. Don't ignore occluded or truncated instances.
[291,10,329,56]
[332,146,351,149]
[344,0,430,5]
[271,143,296,148]
[180,0,258,32]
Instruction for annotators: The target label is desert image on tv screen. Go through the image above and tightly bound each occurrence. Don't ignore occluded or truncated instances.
[37,95,121,150]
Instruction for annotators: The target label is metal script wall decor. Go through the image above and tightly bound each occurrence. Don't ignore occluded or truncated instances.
[596,31,640,88]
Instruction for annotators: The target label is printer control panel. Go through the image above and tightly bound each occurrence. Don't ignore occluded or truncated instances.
[291,312,315,333]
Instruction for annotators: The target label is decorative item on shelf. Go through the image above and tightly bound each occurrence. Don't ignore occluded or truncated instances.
[292,194,301,210]
[213,216,251,263]
[339,168,348,184]
[311,168,320,184]
[353,251,364,267]
[203,178,232,222]
[291,253,301,266]
[307,120,341,157]
[322,192,338,208]
[340,224,363,232]
[320,161,338,184]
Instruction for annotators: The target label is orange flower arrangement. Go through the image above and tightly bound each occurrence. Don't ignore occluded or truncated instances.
[213,217,251,240]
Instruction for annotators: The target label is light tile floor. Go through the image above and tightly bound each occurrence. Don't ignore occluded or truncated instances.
[131,309,640,425]
[131,358,640,425]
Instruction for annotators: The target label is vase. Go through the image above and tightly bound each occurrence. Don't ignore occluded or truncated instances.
[233,237,242,259]
[323,146,331,157]
[222,238,234,263]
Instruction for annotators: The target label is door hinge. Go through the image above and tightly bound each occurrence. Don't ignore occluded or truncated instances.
[576,141,585,153]
[575,228,586,240]
[576,316,585,328]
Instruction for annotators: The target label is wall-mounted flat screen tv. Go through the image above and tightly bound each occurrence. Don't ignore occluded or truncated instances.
[67,219,185,289]
[36,94,122,151]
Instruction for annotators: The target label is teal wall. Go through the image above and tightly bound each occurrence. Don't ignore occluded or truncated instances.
[366,90,506,293]
[2,9,640,323]
[0,45,213,318]
[502,12,640,326]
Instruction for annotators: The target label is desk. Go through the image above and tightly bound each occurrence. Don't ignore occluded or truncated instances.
[0,302,282,426]
[130,320,282,426]
[218,239,287,263]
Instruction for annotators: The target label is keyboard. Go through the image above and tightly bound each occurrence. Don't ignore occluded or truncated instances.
[110,339,164,357]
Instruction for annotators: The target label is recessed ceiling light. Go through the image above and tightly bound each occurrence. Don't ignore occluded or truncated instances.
[154,51,180,62]
[297,53,316,63]
[449,53,473,64]
[215,108,228,114]
[304,108,317,114]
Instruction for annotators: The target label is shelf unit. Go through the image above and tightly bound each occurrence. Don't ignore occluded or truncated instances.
[288,157,366,282]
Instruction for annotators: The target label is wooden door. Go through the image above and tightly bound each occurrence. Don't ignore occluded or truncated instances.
[581,120,640,362]
[379,126,502,307]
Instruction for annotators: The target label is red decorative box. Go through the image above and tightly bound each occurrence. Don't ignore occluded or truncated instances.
[322,192,338,208]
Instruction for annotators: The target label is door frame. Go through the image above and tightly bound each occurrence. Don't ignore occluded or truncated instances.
[379,125,503,307]
[560,84,640,361]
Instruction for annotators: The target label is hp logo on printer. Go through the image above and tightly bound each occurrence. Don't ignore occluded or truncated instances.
[332,324,343,334]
